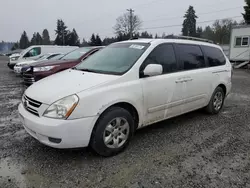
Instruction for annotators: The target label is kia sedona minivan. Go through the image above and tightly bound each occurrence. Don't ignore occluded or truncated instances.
[18,38,232,156]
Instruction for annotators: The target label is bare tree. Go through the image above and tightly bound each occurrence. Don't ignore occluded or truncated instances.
[114,12,142,38]
[213,19,237,44]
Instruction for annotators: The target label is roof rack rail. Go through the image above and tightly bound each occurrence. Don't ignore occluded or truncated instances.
[170,35,214,44]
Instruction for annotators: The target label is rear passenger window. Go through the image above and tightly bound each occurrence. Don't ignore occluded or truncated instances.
[142,44,177,74]
[202,46,226,67]
[177,44,206,71]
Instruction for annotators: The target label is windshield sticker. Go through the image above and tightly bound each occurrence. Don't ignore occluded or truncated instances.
[129,44,145,50]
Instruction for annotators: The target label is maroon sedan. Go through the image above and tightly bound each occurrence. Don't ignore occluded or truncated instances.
[23,46,103,85]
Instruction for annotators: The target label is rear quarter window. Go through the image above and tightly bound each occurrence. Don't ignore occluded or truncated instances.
[201,46,226,67]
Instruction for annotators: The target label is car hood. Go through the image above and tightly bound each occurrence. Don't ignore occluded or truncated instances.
[17,60,36,66]
[33,59,78,67]
[25,69,119,104]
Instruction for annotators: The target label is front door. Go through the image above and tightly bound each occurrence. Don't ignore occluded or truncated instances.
[140,43,186,126]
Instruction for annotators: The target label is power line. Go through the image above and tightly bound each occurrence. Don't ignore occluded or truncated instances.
[140,16,242,30]
[96,15,243,38]
[132,0,165,9]
[144,6,242,23]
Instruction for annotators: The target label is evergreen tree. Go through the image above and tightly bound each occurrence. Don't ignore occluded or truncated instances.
[243,0,250,24]
[81,38,89,47]
[95,34,102,46]
[116,33,130,41]
[165,34,175,39]
[140,31,153,38]
[102,37,117,45]
[182,6,198,37]
[55,19,69,45]
[89,34,96,46]
[11,42,19,50]
[42,29,51,45]
[196,27,203,38]
[30,32,37,45]
[202,26,214,41]
[36,32,43,45]
[19,31,29,49]
[67,29,80,46]
[155,34,158,39]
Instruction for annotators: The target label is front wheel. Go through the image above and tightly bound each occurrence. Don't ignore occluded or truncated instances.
[90,107,135,157]
[205,87,225,114]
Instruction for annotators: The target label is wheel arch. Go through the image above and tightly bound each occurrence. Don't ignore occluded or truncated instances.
[217,83,227,95]
[97,101,140,130]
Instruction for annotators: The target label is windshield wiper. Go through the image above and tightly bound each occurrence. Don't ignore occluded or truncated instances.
[78,68,98,73]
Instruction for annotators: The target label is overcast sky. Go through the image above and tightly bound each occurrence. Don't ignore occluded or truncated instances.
[0,0,245,42]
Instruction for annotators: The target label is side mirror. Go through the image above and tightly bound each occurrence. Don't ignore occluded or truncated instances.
[143,64,163,77]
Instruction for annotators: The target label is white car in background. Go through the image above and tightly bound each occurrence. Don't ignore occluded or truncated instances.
[14,53,62,74]
[8,45,78,69]
[9,53,21,61]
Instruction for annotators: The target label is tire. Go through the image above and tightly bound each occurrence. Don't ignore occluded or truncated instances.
[90,107,135,157]
[205,87,225,114]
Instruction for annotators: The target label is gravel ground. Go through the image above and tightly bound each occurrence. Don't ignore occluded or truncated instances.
[1,58,250,188]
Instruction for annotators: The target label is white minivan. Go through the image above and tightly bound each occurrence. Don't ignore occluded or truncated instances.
[8,45,78,69]
[18,38,232,156]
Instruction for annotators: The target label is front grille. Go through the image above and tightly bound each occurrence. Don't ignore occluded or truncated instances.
[23,95,42,116]
[24,95,42,108]
[23,74,35,84]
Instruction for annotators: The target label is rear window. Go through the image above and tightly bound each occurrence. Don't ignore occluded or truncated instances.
[201,46,226,67]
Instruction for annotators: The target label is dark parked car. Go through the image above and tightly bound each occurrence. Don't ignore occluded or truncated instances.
[23,46,103,85]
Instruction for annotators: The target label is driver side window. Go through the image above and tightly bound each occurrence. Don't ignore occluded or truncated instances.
[141,44,177,74]
[24,47,41,58]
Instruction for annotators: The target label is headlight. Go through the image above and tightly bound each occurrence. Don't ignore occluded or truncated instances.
[11,57,19,61]
[43,95,79,119]
[33,66,57,72]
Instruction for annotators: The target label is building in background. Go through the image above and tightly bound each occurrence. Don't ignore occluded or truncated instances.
[229,25,250,62]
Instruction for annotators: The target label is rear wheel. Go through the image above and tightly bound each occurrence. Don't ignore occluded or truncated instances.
[90,107,134,157]
[205,87,225,114]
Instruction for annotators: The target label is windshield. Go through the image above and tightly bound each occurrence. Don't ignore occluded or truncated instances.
[34,55,45,60]
[20,48,29,56]
[49,54,64,60]
[76,43,149,75]
[61,47,92,60]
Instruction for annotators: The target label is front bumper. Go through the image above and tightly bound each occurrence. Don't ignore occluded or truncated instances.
[23,73,35,85]
[226,82,232,97]
[23,72,52,85]
[18,103,97,148]
[8,62,16,70]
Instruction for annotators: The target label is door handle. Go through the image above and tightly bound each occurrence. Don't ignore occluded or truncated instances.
[185,78,193,82]
[175,77,193,83]
[175,78,185,83]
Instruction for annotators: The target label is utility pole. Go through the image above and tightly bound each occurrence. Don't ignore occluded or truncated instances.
[127,8,134,39]
[63,32,65,45]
